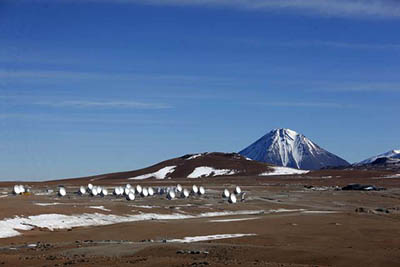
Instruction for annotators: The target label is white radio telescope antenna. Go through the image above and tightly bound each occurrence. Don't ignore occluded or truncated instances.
[79,186,86,195]
[141,187,149,197]
[58,187,66,197]
[229,193,237,204]
[13,185,21,195]
[181,189,190,198]
[148,187,154,196]
[136,185,142,194]
[126,192,135,201]
[91,187,98,196]
[176,184,183,192]
[191,185,198,194]
[167,190,176,200]
[198,186,205,195]
[234,186,241,195]
[101,188,108,197]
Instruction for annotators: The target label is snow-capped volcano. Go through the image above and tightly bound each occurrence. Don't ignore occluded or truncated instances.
[356,149,400,165]
[239,128,349,170]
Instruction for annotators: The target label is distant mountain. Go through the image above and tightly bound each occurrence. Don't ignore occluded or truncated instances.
[356,149,400,165]
[239,128,350,170]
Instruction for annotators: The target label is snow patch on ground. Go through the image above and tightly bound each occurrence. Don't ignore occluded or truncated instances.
[267,208,306,213]
[0,210,263,239]
[260,166,309,176]
[34,192,53,196]
[89,206,111,212]
[35,202,61,206]
[381,174,400,179]
[209,217,259,223]
[301,210,339,214]
[187,166,236,178]
[129,166,176,180]
[167,233,256,243]
[129,205,159,209]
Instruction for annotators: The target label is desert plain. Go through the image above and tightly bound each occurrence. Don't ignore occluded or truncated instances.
[0,170,400,266]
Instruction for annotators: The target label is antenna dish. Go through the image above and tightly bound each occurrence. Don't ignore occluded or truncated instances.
[222,189,230,198]
[126,184,131,189]
[167,190,176,200]
[157,187,164,195]
[229,193,237,204]
[198,186,205,195]
[141,187,149,197]
[88,183,93,190]
[181,189,190,198]
[91,187,98,196]
[13,185,21,195]
[191,185,199,194]
[240,192,246,202]
[176,184,183,192]
[119,186,124,195]
[79,186,86,195]
[113,187,119,195]
[136,185,142,194]
[58,187,66,197]
[124,187,130,196]
[148,187,154,196]
[234,186,241,195]
[126,192,135,201]
[101,188,108,197]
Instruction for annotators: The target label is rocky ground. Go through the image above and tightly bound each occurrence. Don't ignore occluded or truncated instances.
[1,169,400,266]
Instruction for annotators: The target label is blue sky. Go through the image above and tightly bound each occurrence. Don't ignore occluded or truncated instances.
[1,0,399,180]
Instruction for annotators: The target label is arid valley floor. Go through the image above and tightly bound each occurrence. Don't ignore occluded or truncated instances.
[1,170,400,266]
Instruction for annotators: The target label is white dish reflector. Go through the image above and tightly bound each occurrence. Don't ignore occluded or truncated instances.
[91,187,98,196]
[141,188,149,197]
[229,193,237,204]
[126,192,135,201]
[192,185,199,194]
[234,186,241,195]
[13,185,21,195]
[58,187,66,197]
[181,189,190,198]
[148,187,154,196]
[198,186,205,195]
[136,185,142,194]
[167,190,176,200]
[222,189,230,198]
[101,188,108,196]
[176,184,183,192]
[79,186,86,195]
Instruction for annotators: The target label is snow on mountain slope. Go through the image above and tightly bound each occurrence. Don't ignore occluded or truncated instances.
[356,149,400,165]
[129,166,176,180]
[187,167,237,178]
[81,152,273,182]
[239,128,349,170]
